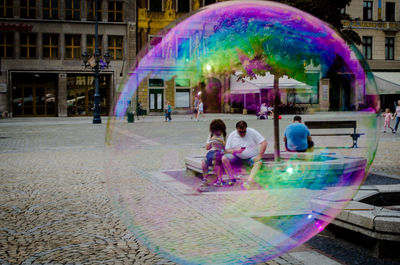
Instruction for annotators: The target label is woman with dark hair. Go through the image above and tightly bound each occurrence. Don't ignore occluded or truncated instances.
[201,119,227,187]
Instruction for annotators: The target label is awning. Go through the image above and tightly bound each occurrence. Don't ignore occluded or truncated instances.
[230,72,311,94]
[373,72,400,95]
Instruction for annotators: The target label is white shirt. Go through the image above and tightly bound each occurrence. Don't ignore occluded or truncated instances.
[396,106,400,117]
[226,128,265,159]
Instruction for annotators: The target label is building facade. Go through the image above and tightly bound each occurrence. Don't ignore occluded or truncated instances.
[0,0,136,117]
[135,0,227,115]
[343,0,400,110]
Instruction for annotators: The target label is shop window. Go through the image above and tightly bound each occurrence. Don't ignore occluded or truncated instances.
[386,2,395,22]
[20,0,36,19]
[87,35,102,56]
[0,32,14,58]
[176,79,191,108]
[20,33,37,58]
[362,36,372,59]
[67,74,109,116]
[108,35,123,60]
[0,0,13,18]
[87,0,102,21]
[363,1,373,21]
[65,0,80,20]
[65,34,81,59]
[43,34,59,59]
[108,1,123,22]
[385,37,394,60]
[43,0,58,19]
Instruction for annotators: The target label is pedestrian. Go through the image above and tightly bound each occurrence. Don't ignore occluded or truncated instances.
[382,108,394,133]
[283,115,314,152]
[201,119,227,187]
[164,101,172,122]
[222,120,267,187]
[257,103,268,120]
[192,95,199,120]
[392,100,400,133]
[197,99,204,121]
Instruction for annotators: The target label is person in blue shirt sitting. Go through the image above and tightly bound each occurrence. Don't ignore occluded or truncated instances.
[283,116,314,152]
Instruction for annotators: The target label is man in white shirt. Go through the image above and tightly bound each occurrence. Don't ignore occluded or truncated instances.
[393,100,400,133]
[222,120,267,185]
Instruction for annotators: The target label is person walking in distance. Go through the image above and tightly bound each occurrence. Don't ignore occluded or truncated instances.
[393,100,400,133]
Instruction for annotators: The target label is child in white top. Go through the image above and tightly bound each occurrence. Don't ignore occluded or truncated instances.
[201,119,226,187]
[383,108,394,133]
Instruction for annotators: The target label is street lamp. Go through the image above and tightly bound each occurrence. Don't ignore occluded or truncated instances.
[81,0,111,124]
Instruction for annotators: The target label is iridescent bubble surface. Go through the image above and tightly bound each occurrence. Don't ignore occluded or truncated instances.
[106,1,379,264]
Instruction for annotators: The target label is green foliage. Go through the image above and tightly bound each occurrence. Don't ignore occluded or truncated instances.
[273,0,361,45]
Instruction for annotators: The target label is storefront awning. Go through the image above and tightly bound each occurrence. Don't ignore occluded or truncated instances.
[373,72,400,95]
[230,72,311,94]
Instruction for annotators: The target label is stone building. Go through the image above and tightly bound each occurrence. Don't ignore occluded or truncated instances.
[0,0,136,117]
[135,0,225,114]
[343,0,400,110]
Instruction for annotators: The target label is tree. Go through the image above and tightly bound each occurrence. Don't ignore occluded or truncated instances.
[274,0,361,45]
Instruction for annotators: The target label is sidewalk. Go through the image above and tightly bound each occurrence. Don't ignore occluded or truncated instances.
[0,114,398,264]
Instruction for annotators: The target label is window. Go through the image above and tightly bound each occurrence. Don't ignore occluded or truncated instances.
[386,2,395,22]
[204,0,216,6]
[385,37,394,60]
[108,36,123,60]
[20,0,36,19]
[149,0,162,11]
[0,32,13,58]
[108,1,123,22]
[43,0,58,19]
[362,36,372,59]
[43,34,59,59]
[20,33,37,58]
[65,0,80,20]
[87,35,102,56]
[0,0,13,18]
[363,1,373,21]
[65,34,81,59]
[177,37,190,59]
[149,36,162,57]
[178,0,189,12]
[87,0,102,21]
[175,79,190,108]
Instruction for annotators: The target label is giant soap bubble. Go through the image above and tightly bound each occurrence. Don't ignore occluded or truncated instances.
[106,1,379,264]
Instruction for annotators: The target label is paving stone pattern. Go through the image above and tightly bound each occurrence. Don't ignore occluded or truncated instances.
[0,114,398,264]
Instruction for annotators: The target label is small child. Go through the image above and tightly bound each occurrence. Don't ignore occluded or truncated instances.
[197,99,204,121]
[201,119,227,187]
[382,108,394,133]
[164,101,171,122]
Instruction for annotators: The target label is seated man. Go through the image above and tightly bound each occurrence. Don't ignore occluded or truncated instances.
[284,115,314,152]
[222,120,267,185]
[257,103,268,119]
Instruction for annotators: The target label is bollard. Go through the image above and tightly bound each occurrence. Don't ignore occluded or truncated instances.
[127,112,134,123]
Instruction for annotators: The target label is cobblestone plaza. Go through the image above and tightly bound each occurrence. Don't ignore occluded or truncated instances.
[0,114,399,264]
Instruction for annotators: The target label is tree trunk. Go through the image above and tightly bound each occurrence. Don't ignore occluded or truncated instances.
[273,75,280,162]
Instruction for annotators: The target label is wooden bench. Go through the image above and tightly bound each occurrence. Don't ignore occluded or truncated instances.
[304,120,364,148]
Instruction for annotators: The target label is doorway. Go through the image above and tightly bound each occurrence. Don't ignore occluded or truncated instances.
[12,73,57,116]
[149,89,164,112]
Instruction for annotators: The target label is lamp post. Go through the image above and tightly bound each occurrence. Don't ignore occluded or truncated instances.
[81,0,111,124]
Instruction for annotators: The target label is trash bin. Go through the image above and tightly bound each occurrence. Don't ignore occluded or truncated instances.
[127,112,134,123]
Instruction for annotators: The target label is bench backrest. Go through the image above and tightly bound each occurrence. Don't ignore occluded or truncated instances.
[305,120,356,129]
